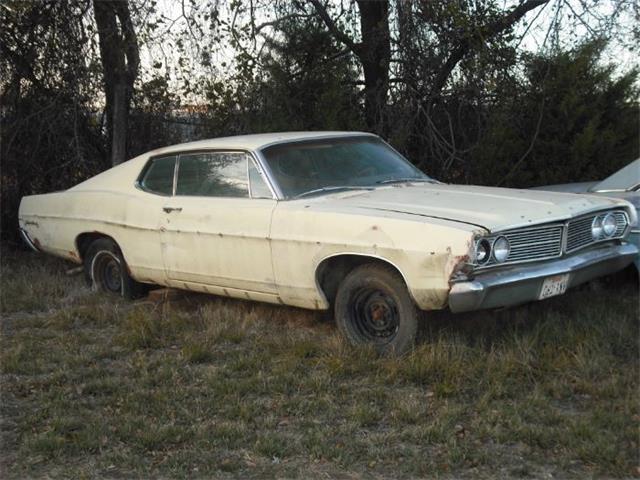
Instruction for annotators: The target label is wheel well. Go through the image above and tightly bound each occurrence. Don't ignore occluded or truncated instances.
[316,254,407,306]
[76,232,118,261]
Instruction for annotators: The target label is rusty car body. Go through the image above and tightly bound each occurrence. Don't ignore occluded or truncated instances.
[19,132,639,354]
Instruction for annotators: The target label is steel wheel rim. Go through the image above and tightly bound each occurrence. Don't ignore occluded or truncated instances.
[348,287,399,344]
[92,251,122,294]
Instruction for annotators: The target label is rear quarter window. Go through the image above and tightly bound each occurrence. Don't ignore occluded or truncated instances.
[139,155,176,195]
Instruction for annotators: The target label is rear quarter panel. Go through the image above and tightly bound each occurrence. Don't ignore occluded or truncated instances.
[18,154,169,284]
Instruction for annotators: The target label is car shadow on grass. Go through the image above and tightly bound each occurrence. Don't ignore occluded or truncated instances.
[418,266,639,350]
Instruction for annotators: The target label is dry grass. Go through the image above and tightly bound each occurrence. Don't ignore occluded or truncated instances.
[1,244,638,479]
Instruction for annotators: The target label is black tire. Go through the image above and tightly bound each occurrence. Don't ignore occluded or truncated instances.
[83,238,146,299]
[334,263,418,356]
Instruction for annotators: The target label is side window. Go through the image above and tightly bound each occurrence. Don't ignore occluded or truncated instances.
[140,155,176,195]
[248,160,273,199]
[176,152,249,198]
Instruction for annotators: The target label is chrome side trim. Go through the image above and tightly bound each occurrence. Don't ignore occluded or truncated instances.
[249,151,279,200]
[246,154,253,198]
[253,148,284,200]
[172,154,179,195]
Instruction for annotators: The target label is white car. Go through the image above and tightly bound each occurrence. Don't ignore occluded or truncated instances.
[19,132,638,354]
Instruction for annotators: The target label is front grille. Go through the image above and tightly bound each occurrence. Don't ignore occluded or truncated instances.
[501,225,564,262]
[479,224,563,267]
[566,211,628,253]
[474,209,629,268]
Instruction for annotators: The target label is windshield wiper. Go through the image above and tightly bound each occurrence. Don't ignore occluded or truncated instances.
[293,186,372,199]
[376,177,437,185]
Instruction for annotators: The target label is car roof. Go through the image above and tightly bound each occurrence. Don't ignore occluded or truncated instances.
[591,158,640,192]
[144,131,376,157]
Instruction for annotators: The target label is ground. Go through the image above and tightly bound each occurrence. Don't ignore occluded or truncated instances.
[1,245,638,479]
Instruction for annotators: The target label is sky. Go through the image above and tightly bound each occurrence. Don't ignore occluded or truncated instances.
[134,0,638,102]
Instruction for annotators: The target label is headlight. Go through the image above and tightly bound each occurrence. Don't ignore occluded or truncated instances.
[475,239,491,265]
[591,215,603,240]
[493,236,510,263]
[602,213,617,237]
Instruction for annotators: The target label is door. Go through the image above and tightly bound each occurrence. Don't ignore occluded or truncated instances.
[160,151,278,294]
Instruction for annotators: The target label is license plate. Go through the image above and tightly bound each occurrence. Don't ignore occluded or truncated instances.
[538,274,570,300]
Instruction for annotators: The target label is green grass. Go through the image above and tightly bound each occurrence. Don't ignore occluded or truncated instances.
[1,244,638,478]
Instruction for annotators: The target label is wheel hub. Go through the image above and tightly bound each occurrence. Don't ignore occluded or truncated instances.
[350,288,399,343]
[92,251,122,294]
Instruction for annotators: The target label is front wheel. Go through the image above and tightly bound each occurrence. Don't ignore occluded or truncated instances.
[334,263,418,356]
[83,238,146,299]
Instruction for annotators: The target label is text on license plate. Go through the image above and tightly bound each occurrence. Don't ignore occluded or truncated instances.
[538,274,570,300]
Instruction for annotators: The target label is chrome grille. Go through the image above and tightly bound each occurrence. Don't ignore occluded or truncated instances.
[480,224,563,267]
[474,209,629,268]
[566,210,628,253]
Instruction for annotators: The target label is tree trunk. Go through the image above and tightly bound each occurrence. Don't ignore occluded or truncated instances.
[93,0,139,166]
[309,0,390,133]
[356,0,390,133]
[111,84,128,166]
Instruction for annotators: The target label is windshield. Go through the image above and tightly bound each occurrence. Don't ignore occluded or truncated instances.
[260,136,432,198]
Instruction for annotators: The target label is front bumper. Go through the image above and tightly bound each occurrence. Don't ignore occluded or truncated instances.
[448,242,638,313]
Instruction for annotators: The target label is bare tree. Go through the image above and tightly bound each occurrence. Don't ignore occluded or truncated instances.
[426,0,550,106]
[309,0,390,133]
[93,0,139,166]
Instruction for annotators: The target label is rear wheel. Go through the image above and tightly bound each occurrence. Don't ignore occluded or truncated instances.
[335,263,418,356]
[83,238,146,299]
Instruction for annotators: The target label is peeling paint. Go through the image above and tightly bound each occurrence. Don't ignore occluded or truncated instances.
[17,138,637,315]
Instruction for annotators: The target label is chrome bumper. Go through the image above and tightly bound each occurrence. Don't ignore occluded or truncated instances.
[19,227,40,252]
[448,242,638,313]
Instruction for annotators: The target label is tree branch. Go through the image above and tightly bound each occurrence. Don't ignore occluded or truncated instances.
[497,96,546,186]
[254,13,312,34]
[429,0,550,102]
[307,0,361,55]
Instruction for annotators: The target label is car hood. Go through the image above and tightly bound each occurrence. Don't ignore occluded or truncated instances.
[530,181,597,194]
[310,183,631,232]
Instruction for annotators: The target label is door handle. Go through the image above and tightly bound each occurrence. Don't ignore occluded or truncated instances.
[163,207,183,213]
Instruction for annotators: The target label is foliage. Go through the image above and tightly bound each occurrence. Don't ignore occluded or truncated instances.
[128,76,184,158]
[471,41,639,187]
[0,1,106,238]
[199,9,363,136]
[1,0,638,241]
